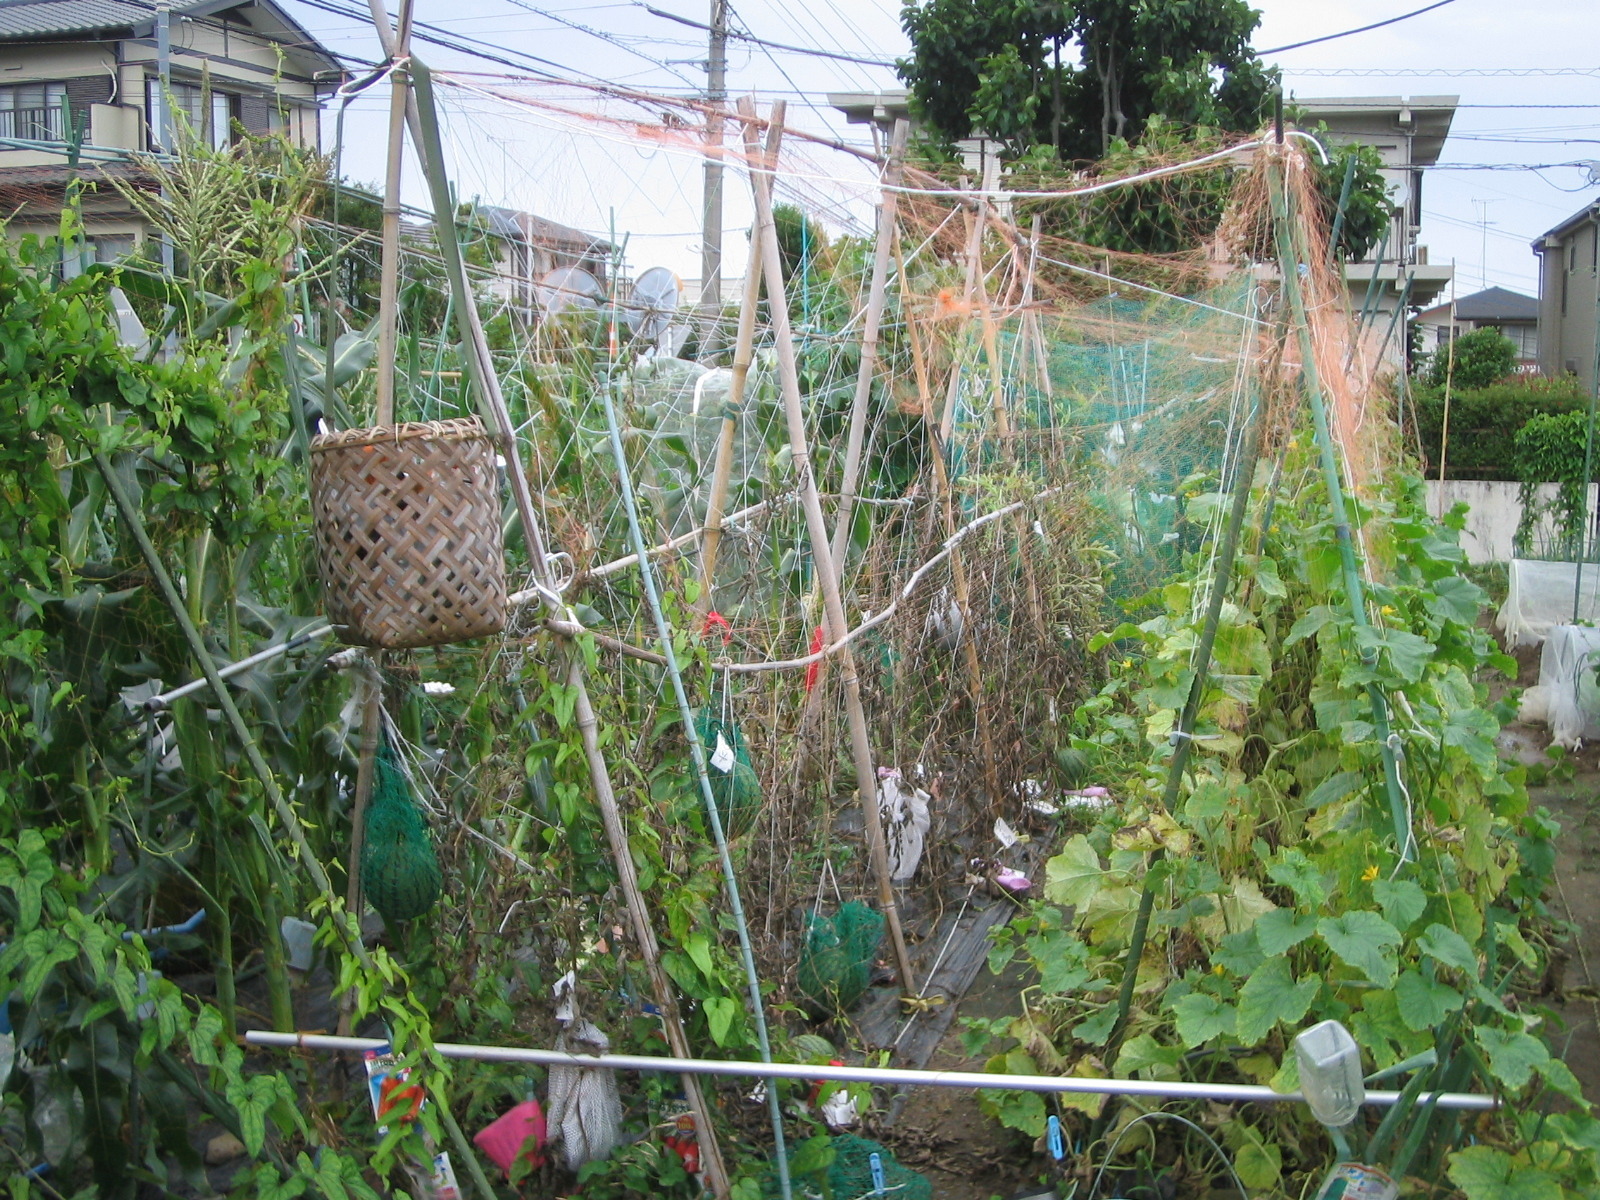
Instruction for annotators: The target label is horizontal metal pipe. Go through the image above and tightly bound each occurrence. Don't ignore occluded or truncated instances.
[145,625,334,710]
[245,1031,1498,1112]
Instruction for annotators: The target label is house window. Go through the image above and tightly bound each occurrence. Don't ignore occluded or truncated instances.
[0,82,68,142]
[146,79,236,151]
[1496,324,1538,360]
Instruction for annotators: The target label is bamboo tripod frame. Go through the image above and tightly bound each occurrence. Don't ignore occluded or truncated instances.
[739,97,917,994]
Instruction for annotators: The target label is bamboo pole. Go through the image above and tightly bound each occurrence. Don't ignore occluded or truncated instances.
[372,0,413,425]
[337,671,382,1037]
[1024,216,1053,403]
[971,159,1011,440]
[1101,296,1265,1072]
[1269,147,1412,867]
[400,55,734,1198]
[827,118,909,575]
[595,365,790,1199]
[899,235,1005,816]
[740,97,915,994]
[698,120,782,603]
[568,657,733,1197]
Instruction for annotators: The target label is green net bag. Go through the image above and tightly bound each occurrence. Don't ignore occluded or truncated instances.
[693,710,762,839]
[764,1134,932,1200]
[796,901,884,1014]
[360,737,442,923]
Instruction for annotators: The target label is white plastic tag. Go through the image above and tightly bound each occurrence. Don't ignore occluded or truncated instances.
[710,733,735,773]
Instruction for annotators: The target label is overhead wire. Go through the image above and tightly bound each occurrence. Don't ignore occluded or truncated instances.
[636,2,896,68]
[1257,0,1460,55]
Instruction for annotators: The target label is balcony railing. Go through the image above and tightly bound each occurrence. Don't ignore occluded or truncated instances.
[0,107,65,143]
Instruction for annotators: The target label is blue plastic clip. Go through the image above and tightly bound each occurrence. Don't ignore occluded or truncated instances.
[1047,1114,1064,1161]
[869,1151,886,1195]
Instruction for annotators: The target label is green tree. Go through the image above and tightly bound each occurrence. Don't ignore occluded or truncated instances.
[898,0,1274,161]
[1429,327,1518,390]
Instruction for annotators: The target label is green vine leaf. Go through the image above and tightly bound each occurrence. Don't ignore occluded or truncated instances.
[1171,992,1235,1048]
[1416,923,1478,974]
[1044,835,1104,909]
[1447,1145,1562,1200]
[1371,878,1427,933]
[1254,909,1317,957]
[1475,1026,1549,1091]
[1234,955,1319,1044]
[1394,969,1463,1031]
[1317,911,1402,987]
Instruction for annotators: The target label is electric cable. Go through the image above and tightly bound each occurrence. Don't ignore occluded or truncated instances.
[1258,0,1460,55]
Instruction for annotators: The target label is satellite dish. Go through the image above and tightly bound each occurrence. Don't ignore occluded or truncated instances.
[536,266,603,316]
[622,267,682,342]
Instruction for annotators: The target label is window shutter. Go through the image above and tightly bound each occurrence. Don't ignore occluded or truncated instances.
[64,75,113,127]
[239,94,274,135]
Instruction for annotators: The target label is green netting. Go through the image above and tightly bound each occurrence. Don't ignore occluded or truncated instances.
[693,710,762,839]
[360,737,442,923]
[796,901,884,1014]
[764,1134,933,1200]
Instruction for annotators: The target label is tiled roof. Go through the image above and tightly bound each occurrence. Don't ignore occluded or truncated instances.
[0,0,202,39]
[1454,286,1539,322]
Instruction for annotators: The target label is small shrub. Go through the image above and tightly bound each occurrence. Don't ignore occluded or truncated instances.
[1428,327,1518,389]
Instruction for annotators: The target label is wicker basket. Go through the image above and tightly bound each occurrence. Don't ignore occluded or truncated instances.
[308,417,507,649]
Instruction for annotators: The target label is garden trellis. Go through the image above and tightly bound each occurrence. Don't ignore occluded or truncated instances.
[0,45,1587,1200]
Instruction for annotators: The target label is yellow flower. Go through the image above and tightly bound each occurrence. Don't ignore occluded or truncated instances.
[1213,963,1226,976]
[1381,605,1396,616]
[1362,864,1379,882]
[1121,658,1133,670]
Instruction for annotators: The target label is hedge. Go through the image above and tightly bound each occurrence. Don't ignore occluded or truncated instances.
[1406,377,1590,481]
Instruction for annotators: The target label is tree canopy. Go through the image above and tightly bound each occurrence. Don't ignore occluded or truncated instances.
[898,0,1276,161]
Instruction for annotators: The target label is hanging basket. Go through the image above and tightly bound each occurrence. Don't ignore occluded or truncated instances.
[308,418,507,649]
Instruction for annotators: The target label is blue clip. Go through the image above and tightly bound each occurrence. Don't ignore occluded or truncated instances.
[1047,1114,1064,1161]
[869,1151,886,1195]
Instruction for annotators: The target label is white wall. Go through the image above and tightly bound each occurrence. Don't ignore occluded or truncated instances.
[1426,480,1600,563]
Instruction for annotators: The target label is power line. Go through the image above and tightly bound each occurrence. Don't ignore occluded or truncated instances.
[498,0,700,87]
[295,0,611,84]
[1284,67,1600,77]
[637,3,896,67]
[1258,0,1459,55]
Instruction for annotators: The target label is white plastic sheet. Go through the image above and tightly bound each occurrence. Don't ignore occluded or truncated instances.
[1519,624,1600,749]
[878,768,931,883]
[1496,560,1600,648]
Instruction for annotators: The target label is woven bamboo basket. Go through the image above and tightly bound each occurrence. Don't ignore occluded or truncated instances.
[308,417,507,649]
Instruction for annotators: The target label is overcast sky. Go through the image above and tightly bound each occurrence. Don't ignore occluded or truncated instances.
[286,0,1599,299]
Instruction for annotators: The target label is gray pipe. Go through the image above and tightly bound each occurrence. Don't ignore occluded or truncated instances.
[245,1031,1498,1112]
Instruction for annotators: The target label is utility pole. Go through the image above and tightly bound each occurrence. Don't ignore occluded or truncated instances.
[156,2,175,276]
[699,0,727,348]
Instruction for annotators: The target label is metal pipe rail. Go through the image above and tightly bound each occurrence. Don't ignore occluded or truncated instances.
[246,1031,1498,1111]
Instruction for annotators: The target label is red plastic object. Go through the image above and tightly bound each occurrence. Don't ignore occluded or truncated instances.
[702,611,734,645]
[803,626,826,692]
[473,1100,548,1174]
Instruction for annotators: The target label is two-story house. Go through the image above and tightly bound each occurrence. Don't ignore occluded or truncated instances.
[827,90,1455,373]
[0,0,343,259]
[1533,202,1600,394]
[1415,286,1540,372]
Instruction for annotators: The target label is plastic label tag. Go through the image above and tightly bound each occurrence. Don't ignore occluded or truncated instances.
[710,732,735,773]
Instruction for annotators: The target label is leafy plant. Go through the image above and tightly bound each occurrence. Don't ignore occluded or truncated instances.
[970,440,1596,1196]
[1514,409,1594,558]
[1408,376,1588,482]
[1429,328,1519,390]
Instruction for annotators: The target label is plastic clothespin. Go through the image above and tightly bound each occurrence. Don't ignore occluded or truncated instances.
[1047,1114,1064,1161]
[869,1151,886,1196]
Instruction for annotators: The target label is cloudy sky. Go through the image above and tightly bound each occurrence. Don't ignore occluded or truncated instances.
[286,0,1599,299]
